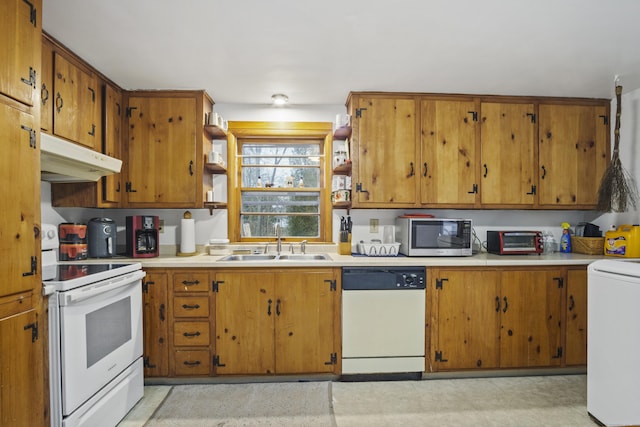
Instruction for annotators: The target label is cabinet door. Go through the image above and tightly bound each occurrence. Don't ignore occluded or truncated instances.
[53,53,98,149]
[274,271,336,374]
[0,102,40,298]
[215,272,276,374]
[101,83,123,204]
[142,271,169,377]
[41,37,53,131]
[538,104,609,207]
[0,0,41,107]
[421,99,479,206]
[126,96,197,205]
[500,270,563,368]
[565,268,587,366]
[353,96,417,206]
[480,102,536,205]
[0,308,45,426]
[430,269,500,371]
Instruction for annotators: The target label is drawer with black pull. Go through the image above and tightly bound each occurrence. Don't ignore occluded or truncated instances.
[173,321,210,346]
[173,296,210,318]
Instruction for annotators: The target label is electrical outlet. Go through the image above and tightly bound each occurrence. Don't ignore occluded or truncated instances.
[158,220,164,233]
[370,218,379,233]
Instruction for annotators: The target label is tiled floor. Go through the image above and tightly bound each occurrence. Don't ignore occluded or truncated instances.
[119,374,598,426]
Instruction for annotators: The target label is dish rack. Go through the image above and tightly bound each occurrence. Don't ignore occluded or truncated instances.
[357,241,401,257]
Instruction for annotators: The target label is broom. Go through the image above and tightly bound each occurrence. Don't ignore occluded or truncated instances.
[596,84,638,212]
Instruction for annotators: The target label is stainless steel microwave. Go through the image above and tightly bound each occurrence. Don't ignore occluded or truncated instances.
[395,217,473,256]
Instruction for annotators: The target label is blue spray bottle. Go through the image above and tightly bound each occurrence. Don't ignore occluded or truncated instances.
[560,222,572,253]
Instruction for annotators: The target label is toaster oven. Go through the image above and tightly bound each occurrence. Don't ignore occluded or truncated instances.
[486,230,543,255]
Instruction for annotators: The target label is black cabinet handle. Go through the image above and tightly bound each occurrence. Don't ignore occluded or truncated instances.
[423,162,428,177]
[183,360,201,366]
[568,295,575,311]
[189,160,194,176]
[183,331,201,337]
[541,165,547,180]
[495,296,500,312]
[276,299,281,316]
[55,92,63,113]
[182,304,201,310]
[267,299,272,316]
[483,164,488,178]
[41,83,49,106]
[182,280,200,286]
[407,162,415,178]
[502,296,508,313]
[159,303,165,321]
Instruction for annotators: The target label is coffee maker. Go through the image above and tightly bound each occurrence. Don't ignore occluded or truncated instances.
[126,215,159,258]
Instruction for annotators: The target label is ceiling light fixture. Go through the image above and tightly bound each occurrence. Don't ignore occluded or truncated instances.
[271,93,289,106]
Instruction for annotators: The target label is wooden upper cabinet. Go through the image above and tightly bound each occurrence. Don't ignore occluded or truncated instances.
[0,102,40,297]
[538,103,609,207]
[102,82,123,204]
[0,0,41,107]
[421,99,479,206]
[40,36,53,131]
[53,52,99,150]
[351,95,418,207]
[480,102,536,206]
[125,95,198,206]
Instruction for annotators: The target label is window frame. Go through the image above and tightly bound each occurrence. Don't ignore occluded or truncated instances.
[227,121,333,243]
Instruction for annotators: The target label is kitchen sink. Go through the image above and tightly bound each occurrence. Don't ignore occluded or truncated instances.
[277,254,330,261]
[217,253,330,262]
[218,254,278,261]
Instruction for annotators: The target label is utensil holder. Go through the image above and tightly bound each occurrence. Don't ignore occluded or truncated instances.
[338,234,352,255]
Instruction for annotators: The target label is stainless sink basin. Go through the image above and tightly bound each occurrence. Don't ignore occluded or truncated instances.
[217,253,330,262]
[218,254,278,261]
[278,254,330,261]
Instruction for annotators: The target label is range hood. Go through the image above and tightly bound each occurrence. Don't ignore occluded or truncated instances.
[40,133,122,183]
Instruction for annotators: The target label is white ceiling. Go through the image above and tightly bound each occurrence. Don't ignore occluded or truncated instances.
[43,0,640,106]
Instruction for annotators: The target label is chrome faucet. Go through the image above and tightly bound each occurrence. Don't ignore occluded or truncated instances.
[300,240,307,254]
[289,243,295,253]
[275,223,282,255]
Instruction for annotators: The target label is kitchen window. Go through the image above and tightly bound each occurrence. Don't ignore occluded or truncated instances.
[228,122,333,243]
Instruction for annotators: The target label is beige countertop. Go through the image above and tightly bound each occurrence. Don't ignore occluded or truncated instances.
[130,250,606,269]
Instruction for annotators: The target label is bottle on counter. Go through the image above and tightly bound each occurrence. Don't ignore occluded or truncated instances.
[256,176,263,187]
[560,222,572,253]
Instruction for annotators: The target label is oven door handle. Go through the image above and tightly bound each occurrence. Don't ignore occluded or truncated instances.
[60,270,147,305]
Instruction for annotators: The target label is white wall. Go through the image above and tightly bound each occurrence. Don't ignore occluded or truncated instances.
[42,95,638,250]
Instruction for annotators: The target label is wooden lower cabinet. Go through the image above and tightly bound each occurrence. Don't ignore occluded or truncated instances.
[0,299,46,426]
[214,268,340,375]
[142,270,169,377]
[565,268,587,365]
[429,266,574,372]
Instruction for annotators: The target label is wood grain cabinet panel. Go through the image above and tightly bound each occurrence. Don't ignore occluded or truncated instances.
[174,321,210,347]
[53,52,99,150]
[538,104,609,208]
[428,267,564,372]
[565,268,587,366]
[420,99,479,207]
[174,350,211,376]
[214,269,339,375]
[0,0,41,107]
[350,95,418,207]
[143,270,169,377]
[480,102,536,206]
[174,296,210,318]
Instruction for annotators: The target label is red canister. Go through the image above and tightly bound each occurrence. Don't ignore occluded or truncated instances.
[59,243,88,261]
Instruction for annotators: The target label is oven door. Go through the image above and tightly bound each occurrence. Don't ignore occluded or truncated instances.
[58,270,145,416]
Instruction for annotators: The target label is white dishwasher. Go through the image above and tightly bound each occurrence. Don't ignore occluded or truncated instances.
[588,259,640,426]
[342,267,426,375]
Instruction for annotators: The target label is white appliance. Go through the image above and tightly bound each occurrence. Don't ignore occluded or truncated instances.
[587,259,640,426]
[40,133,122,182]
[42,224,145,427]
[341,267,426,374]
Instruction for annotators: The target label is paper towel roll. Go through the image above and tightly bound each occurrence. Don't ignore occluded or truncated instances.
[180,218,196,254]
